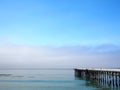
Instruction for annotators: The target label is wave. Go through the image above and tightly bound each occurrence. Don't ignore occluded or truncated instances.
[0,74,12,77]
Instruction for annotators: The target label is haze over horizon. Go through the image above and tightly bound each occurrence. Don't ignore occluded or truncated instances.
[0,0,120,68]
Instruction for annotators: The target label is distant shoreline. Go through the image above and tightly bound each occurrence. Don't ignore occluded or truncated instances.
[0,68,73,70]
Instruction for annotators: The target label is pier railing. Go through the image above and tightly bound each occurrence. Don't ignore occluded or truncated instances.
[74,68,120,88]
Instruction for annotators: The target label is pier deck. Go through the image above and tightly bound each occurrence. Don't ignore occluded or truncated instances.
[75,68,120,72]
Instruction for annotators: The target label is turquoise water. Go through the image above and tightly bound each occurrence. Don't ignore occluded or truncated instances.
[0,69,111,90]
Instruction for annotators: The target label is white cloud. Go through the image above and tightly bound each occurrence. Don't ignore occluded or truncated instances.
[0,44,120,68]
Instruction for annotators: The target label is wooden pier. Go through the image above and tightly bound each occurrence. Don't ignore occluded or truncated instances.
[75,68,120,88]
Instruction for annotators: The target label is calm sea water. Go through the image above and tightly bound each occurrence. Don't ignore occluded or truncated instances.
[0,69,111,90]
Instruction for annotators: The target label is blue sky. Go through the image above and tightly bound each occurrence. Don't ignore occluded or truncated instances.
[0,0,120,68]
[0,0,120,46]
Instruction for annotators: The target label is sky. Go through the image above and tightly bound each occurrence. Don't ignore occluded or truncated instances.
[0,0,120,68]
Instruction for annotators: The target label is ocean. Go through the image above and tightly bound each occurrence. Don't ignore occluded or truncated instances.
[0,69,111,90]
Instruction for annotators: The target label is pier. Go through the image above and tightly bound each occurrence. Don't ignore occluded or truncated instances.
[75,68,120,88]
